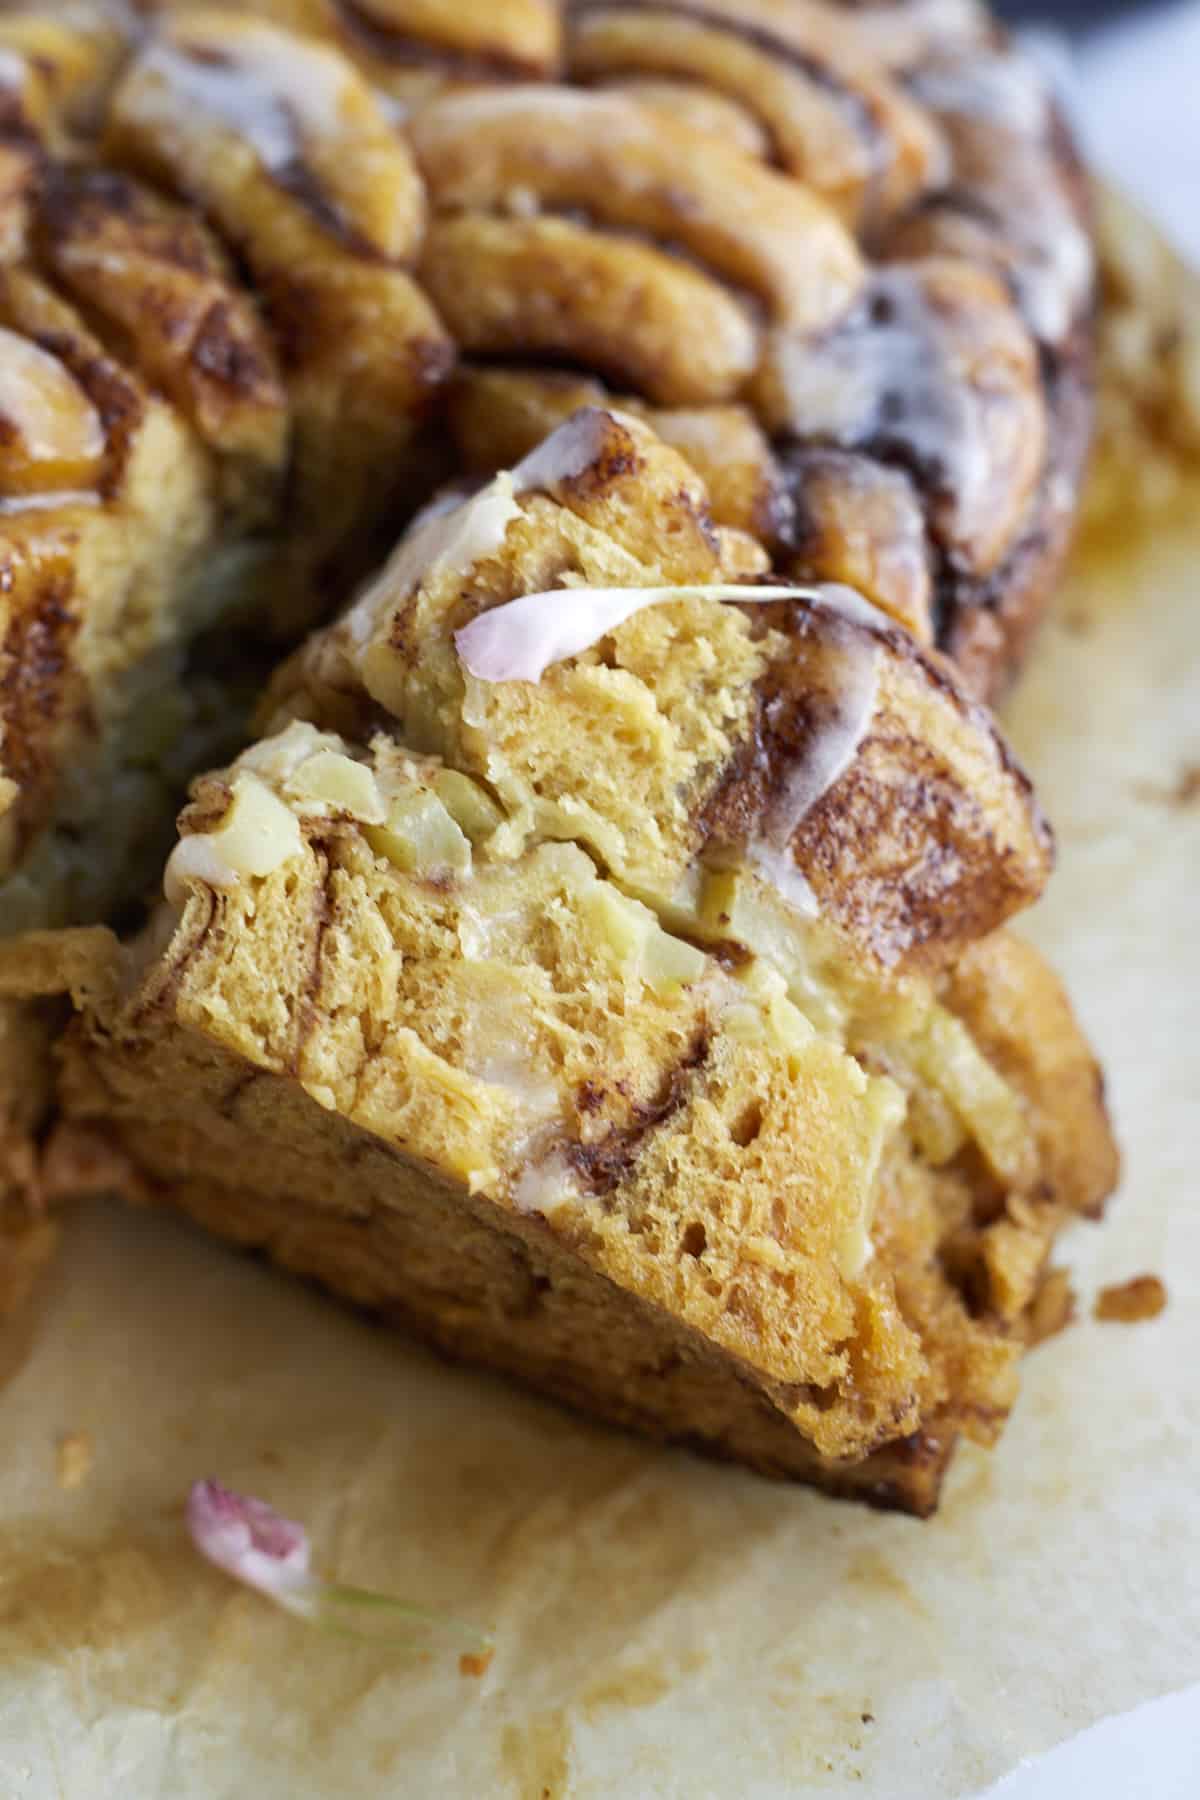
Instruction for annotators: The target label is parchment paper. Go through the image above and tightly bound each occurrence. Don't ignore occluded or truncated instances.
[0,227,1197,1800]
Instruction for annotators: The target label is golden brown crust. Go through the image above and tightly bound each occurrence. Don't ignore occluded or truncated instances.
[334,0,563,85]
[568,0,948,231]
[752,258,1048,582]
[0,6,461,946]
[32,165,288,514]
[0,260,225,903]
[781,446,933,639]
[0,5,127,146]
[937,325,1093,700]
[942,930,1120,1229]
[410,85,865,334]
[38,0,1094,698]
[423,211,759,407]
[418,18,1093,693]
[102,13,456,629]
[447,368,792,544]
[708,602,1055,967]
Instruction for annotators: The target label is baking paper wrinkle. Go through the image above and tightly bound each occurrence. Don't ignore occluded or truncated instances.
[0,200,1197,1798]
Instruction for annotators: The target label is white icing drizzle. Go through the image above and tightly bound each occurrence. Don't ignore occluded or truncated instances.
[0,328,104,466]
[910,49,1051,136]
[766,269,989,531]
[404,486,473,531]
[811,582,893,633]
[0,490,100,515]
[344,474,522,649]
[452,559,883,925]
[139,23,349,172]
[907,52,1093,344]
[746,843,819,920]
[746,607,880,922]
[344,409,661,665]
[848,0,988,71]
[376,94,411,127]
[0,49,28,93]
[509,404,643,494]
[453,569,892,690]
[762,640,880,850]
[139,46,295,169]
[1007,188,1093,348]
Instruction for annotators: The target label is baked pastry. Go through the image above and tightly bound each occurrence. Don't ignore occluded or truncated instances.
[0,2,452,933]
[0,3,452,1223]
[0,3,1103,1352]
[47,410,1118,1510]
[132,0,1094,698]
[0,0,1092,969]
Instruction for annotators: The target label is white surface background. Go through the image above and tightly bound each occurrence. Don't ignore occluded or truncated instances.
[1065,0,1200,264]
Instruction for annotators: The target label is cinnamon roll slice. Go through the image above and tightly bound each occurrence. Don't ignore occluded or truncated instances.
[104,11,455,631]
[42,410,1116,1510]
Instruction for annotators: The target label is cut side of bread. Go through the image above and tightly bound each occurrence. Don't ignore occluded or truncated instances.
[41,409,1118,1510]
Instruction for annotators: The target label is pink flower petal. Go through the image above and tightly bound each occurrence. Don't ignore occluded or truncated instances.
[187,1479,315,1611]
[454,583,870,686]
[185,1479,495,1654]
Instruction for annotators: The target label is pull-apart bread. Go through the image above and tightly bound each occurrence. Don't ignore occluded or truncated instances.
[0,1,449,937]
[0,0,1093,1174]
[133,0,1094,700]
[0,3,450,1222]
[52,411,1118,1512]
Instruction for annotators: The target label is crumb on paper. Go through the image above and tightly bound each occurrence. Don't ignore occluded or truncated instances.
[56,1430,93,1490]
[460,1648,494,1679]
[1094,1275,1168,1324]
[1167,765,1200,808]
[860,1712,875,1726]
[1136,764,1200,810]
